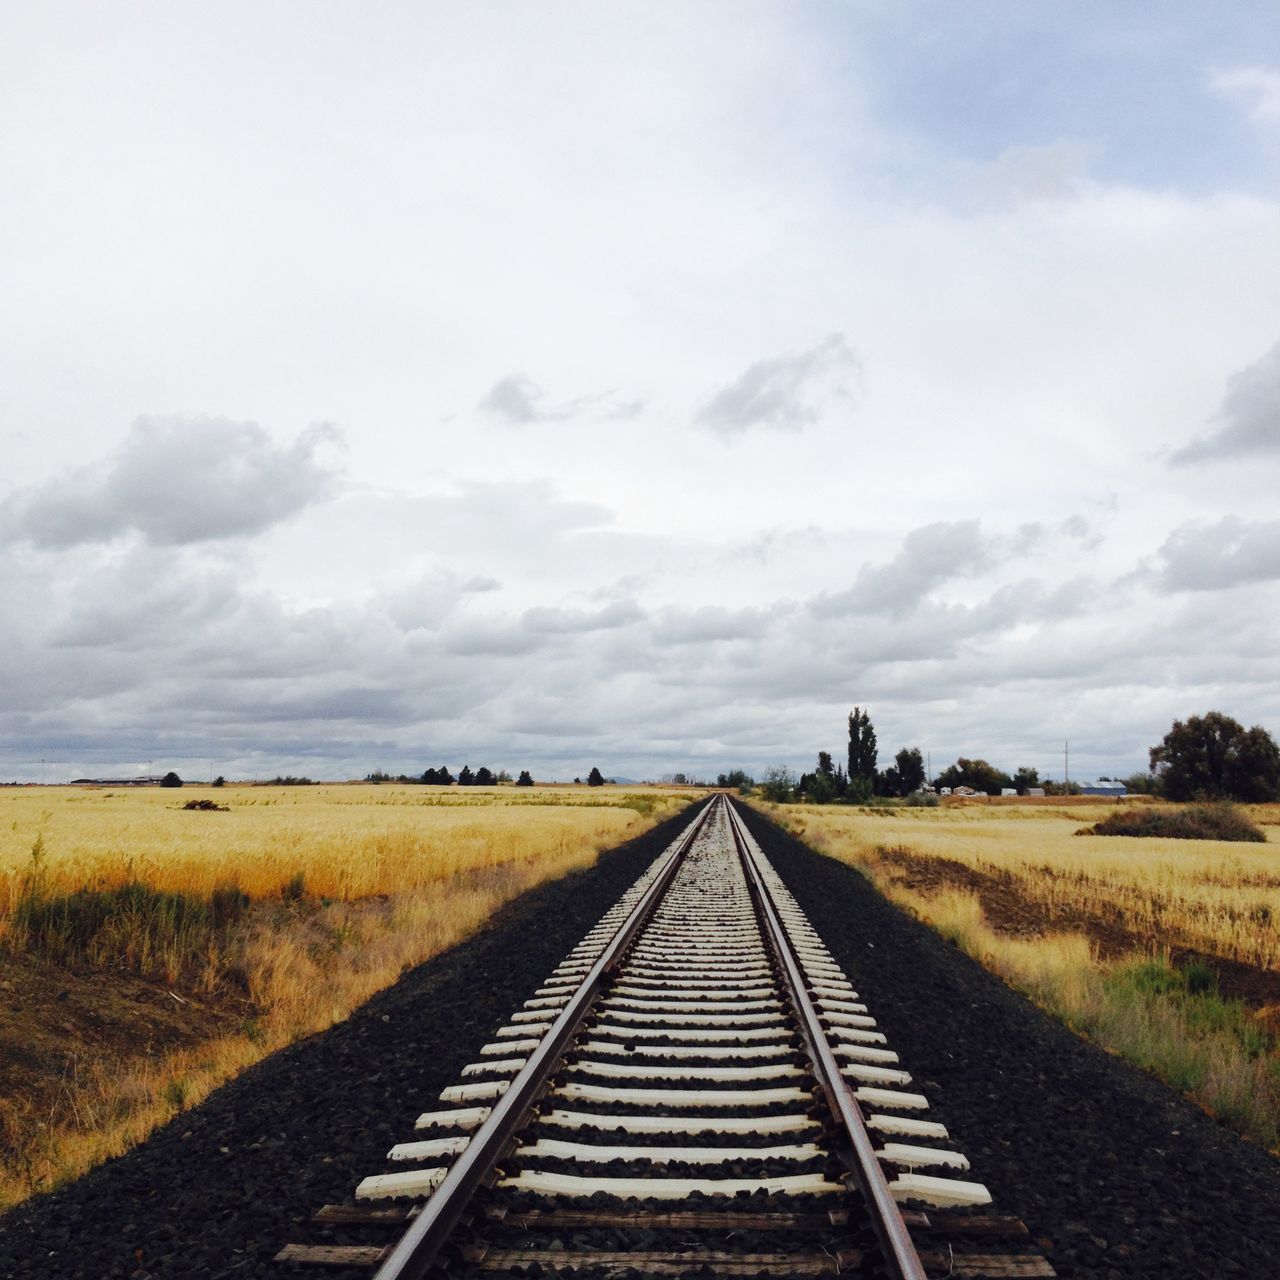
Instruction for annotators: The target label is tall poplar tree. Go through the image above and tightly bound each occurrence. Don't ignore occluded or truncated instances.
[847,706,878,791]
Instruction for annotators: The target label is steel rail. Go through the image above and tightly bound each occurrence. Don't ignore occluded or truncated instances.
[723,795,929,1280]
[370,798,718,1280]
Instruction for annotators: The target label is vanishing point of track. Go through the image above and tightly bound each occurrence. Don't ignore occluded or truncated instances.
[279,796,1053,1279]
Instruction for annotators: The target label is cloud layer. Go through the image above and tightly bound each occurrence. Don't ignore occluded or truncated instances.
[1,417,340,547]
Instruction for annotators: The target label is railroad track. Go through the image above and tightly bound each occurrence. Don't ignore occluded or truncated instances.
[279,796,1053,1279]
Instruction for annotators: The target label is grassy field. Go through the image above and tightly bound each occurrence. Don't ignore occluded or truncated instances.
[0,783,698,1207]
[753,796,1280,1150]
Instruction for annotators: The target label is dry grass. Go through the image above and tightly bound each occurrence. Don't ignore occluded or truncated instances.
[0,784,696,1207]
[764,798,1280,968]
[753,798,1280,1151]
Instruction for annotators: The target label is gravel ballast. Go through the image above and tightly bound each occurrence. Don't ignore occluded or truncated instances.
[4,797,1280,1280]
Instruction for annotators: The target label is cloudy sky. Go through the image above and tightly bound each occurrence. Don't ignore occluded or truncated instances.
[3,3,1280,783]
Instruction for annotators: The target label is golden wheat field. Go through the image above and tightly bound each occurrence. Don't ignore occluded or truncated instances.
[765,799,1280,968]
[0,783,688,905]
[754,797,1280,1149]
[0,783,697,1207]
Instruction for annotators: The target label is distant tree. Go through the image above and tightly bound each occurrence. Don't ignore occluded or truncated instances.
[457,765,475,786]
[160,771,183,788]
[1012,765,1040,794]
[474,766,495,786]
[212,776,226,788]
[895,748,926,794]
[516,770,534,786]
[365,770,394,783]
[759,765,796,803]
[878,746,925,797]
[587,766,605,787]
[1041,778,1082,796]
[495,769,512,783]
[716,769,754,789]
[935,758,1012,796]
[847,707,878,792]
[574,777,581,784]
[422,766,454,785]
[1121,771,1159,795]
[817,751,835,777]
[1150,712,1280,802]
[807,770,836,804]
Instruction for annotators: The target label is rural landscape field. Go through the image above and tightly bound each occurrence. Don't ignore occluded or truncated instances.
[0,783,697,1208]
[756,796,1280,1147]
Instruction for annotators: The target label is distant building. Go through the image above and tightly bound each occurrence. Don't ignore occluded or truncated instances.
[1000,787,1018,796]
[1026,787,1046,797]
[1078,782,1127,796]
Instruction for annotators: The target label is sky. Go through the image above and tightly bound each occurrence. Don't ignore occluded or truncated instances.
[2,2,1280,783]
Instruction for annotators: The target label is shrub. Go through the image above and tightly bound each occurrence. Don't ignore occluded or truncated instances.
[904,790,940,807]
[159,772,183,788]
[1077,802,1264,843]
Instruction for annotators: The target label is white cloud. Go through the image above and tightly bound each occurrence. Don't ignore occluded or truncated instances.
[1209,65,1280,124]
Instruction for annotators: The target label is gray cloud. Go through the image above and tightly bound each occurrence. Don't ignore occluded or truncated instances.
[1156,517,1280,591]
[1171,342,1280,465]
[1,416,340,547]
[696,333,860,433]
[522,601,644,634]
[813,519,993,618]
[479,375,644,425]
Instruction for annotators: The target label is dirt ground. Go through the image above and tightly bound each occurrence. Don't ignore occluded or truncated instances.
[875,846,1280,1009]
[0,951,249,1172]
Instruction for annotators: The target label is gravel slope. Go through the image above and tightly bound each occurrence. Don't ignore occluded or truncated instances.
[5,798,1279,1280]
[732,799,1280,1279]
[0,803,701,1280]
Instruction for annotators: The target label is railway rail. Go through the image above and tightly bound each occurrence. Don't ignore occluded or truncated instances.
[278,795,1053,1279]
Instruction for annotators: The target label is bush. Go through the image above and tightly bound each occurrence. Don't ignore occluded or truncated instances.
[1077,802,1264,843]
[758,766,795,803]
[904,790,940,807]
[159,772,183,788]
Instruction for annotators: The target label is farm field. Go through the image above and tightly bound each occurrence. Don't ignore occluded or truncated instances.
[0,783,699,1208]
[753,796,1280,1149]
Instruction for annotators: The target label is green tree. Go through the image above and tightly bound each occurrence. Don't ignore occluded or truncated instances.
[457,765,475,786]
[160,771,183,788]
[935,758,1012,796]
[587,766,605,787]
[759,765,796,803]
[847,707,877,791]
[1150,712,1280,802]
[474,766,495,786]
[516,770,534,786]
[716,769,754,789]
[878,747,925,798]
[1012,765,1040,794]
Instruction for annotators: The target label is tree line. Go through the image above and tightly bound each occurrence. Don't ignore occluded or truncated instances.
[722,707,1280,804]
[364,766,610,788]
